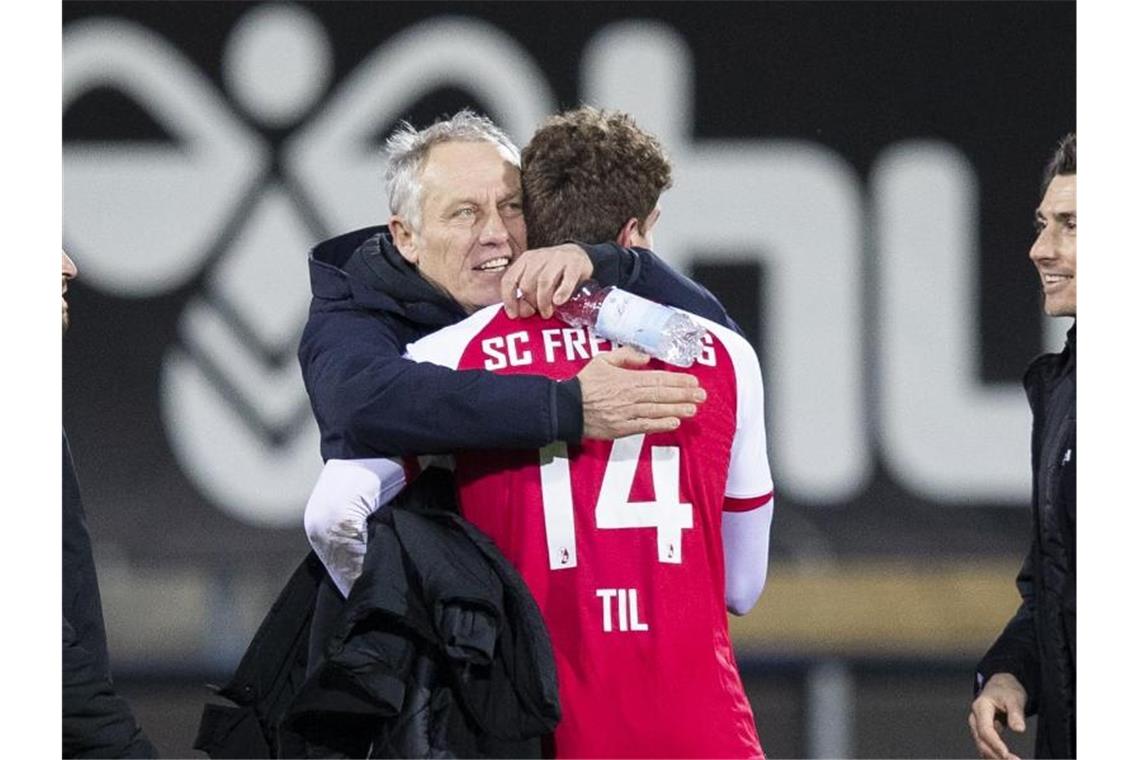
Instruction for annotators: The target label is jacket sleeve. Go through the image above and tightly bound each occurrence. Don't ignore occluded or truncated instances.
[579,242,742,334]
[300,309,582,459]
[63,617,157,759]
[974,551,1041,715]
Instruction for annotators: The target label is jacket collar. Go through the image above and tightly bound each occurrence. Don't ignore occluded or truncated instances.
[307,226,468,327]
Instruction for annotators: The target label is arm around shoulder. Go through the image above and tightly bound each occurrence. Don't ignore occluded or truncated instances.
[299,307,570,457]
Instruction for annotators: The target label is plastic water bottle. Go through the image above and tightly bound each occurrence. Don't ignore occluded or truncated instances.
[555,281,707,367]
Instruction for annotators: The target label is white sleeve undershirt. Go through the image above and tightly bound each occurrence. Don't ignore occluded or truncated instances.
[722,498,775,615]
[303,458,408,597]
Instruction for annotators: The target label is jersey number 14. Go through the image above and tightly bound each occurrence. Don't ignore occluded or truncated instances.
[538,434,694,570]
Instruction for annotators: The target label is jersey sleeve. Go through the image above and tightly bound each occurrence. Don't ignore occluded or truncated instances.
[719,328,774,511]
[403,304,502,367]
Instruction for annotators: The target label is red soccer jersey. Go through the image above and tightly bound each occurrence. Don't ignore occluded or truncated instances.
[407,305,772,758]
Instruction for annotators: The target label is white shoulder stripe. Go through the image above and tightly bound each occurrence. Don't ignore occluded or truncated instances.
[404,304,504,367]
[685,312,773,500]
[687,313,764,406]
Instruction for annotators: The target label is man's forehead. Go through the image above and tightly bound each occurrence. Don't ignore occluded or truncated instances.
[1039,174,1076,212]
[421,141,520,187]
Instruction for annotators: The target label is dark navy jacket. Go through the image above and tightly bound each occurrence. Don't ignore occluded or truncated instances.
[298,226,739,461]
[976,325,1076,759]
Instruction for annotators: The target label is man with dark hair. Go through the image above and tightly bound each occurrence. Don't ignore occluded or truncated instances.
[521,107,672,251]
[496,107,675,318]
[63,252,157,758]
[969,133,1076,760]
[306,107,773,757]
[1041,132,1077,198]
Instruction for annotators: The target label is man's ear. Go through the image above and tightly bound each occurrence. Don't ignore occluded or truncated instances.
[616,217,642,248]
[389,216,418,264]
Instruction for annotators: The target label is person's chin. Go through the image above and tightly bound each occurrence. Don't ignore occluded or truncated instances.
[471,280,505,305]
[1043,294,1075,318]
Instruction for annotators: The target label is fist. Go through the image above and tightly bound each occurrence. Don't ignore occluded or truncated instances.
[501,243,593,318]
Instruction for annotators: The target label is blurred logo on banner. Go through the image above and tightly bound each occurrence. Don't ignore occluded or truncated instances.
[65,5,325,527]
[64,4,1048,529]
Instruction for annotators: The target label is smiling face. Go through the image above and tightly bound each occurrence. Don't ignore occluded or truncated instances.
[390,141,526,313]
[62,252,78,331]
[1029,174,1076,317]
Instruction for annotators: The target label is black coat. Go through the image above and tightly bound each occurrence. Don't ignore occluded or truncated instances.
[196,472,560,759]
[977,326,1076,758]
[63,433,157,758]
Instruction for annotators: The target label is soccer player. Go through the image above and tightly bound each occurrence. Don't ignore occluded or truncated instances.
[306,107,774,758]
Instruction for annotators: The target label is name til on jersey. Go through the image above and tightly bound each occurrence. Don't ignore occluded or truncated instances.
[482,327,717,370]
[597,588,649,632]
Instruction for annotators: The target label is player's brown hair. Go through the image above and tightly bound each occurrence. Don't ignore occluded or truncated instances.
[1041,132,1076,195]
[521,106,673,248]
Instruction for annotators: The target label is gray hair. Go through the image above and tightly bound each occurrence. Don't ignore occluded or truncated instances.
[384,109,522,230]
